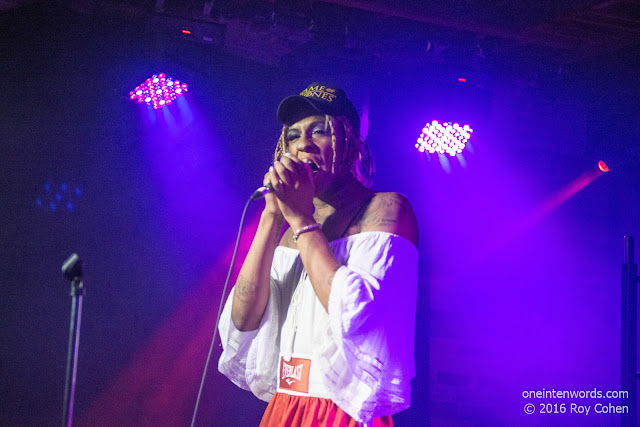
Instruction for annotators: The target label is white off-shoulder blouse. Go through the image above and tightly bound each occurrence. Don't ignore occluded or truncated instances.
[218,231,418,423]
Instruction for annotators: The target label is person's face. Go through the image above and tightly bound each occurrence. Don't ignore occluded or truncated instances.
[285,115,346,193]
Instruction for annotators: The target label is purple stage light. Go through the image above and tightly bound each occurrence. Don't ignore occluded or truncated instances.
[415,120,473,157]
[129,73,188,109]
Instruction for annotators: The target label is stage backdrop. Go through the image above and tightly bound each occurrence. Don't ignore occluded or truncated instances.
[1,4,638,426]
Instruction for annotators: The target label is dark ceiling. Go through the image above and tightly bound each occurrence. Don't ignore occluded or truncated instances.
[1,2,638,426]
[3,0,640,72]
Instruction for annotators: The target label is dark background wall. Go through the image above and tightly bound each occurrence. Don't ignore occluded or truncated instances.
[1,2,639,426]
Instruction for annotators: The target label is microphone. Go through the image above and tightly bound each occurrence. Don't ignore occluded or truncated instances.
[250,161,318,201]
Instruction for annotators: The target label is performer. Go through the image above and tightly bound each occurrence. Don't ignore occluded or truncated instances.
[218,82,419,426]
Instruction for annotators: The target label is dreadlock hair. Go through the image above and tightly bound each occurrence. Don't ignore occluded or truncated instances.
[273,115,375,187]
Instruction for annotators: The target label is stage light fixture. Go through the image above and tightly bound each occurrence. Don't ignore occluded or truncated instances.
[598,160,609,173]
[36,182,82,212]
[415,120,473,157]
[129,73,188,109]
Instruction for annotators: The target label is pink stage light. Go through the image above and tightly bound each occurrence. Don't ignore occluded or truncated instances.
[415,120,473,157]
[129,73,188,109]
[598,160,609,173]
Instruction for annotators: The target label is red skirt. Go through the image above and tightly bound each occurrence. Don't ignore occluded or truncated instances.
[259,392,393,427]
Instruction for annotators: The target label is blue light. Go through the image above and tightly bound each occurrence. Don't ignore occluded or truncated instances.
[37,181,82,213]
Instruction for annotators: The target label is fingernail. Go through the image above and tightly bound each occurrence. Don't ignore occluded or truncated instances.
[269,166,274,172]
[284,152,291,157]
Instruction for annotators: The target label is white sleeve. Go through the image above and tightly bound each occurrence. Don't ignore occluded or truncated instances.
[217,278,281,402]
[319,232,418,423]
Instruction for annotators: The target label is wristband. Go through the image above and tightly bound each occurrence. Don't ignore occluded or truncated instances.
[292,223,322,243]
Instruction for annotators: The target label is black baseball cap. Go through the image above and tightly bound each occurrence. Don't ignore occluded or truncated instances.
[277,82,360,133]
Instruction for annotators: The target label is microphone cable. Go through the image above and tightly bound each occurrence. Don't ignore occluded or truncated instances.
[190,164,311,425]
[190,193,256,427]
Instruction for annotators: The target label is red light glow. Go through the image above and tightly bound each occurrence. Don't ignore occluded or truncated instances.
[80,216,261,425]
[458,78,467,82]
[598,160,609,173]
[181,29,191,35]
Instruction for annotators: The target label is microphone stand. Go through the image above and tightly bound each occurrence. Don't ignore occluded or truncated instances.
[61,254,84,427]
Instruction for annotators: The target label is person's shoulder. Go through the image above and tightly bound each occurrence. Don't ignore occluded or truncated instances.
[360,192,419,248]
[368,191,412,205]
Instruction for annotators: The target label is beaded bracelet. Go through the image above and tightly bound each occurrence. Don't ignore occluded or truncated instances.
[292,222,322,243]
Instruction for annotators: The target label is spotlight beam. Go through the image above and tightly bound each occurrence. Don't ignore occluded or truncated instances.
[79,215,260,425]
[462,162,609,273]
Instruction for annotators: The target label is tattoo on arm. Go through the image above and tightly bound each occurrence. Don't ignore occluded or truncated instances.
[362,193,411,228]
[236,276,257,300]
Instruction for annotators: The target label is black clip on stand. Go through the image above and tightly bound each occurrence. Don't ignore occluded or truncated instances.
[61,253,84,427]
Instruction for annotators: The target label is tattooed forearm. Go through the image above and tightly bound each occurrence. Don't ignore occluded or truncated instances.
[236,276,258,300]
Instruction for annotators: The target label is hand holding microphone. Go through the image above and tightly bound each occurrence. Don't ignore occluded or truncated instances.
[251,157,318,201]
[265,153,317,227]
